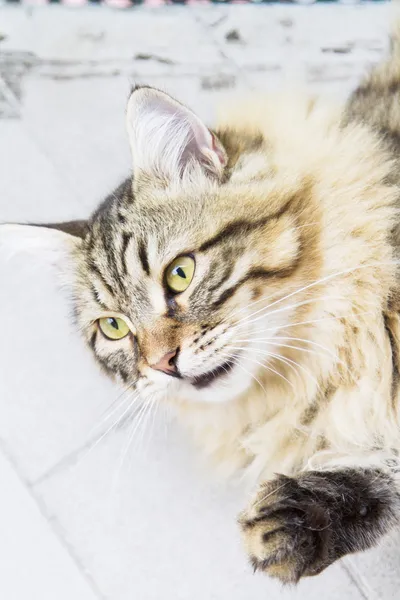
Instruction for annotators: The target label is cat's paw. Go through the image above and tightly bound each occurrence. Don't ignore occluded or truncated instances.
[239,469,400,583]
[239,475,333,584]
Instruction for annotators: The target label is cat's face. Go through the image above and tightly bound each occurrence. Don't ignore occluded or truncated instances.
[2,87,321,406]
[72,88,321,405]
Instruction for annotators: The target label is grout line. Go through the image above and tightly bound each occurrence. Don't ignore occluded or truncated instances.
[31,427,109,487]
[341,557,380,600]
[0,437,108,600]
[31,401,133,487]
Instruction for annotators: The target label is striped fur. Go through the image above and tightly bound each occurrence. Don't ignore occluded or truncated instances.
[5,25,400,583]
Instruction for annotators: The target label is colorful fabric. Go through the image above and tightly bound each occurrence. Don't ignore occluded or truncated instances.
[0,0,389,5]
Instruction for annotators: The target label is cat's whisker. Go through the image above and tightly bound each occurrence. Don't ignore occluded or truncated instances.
[144,395,160,456]
[86,383,139,439]
[161,402,173,442]
[220,350,294,391]
[110,402,147,494]
[75,390,141,469]
[219,352,268,394]
[231,294,347,331]
[266,351,320,389]
[224,264,330,323]
[124,405,153,479]
[253,481,292,509]
[252,350,306,385]
[212,358,234,390]
[111,397,154,494]
[261,335,340,356]
[236,336,357,382]
[224,259,391,330]
[98,381,138,419]
[99,385,133,419]
[230,293,379,335]
[234,310,377,335]
[130,398,154,454]
[132,396,157,457]
[237,338,336,362]
[139,395,161,459]
[228,345,318,389]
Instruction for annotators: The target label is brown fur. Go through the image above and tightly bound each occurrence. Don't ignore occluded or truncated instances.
[4,25,400,584]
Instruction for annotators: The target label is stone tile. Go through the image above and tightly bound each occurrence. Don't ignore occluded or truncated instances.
[207,4,389,88]
[35,423,363,600]
[0,449,98,600]
[0,5,397,600]
[0,7,227,66]
[0,249,119,482]
[0,121,82,222]
[18,74,245,212]
[21,76,132,209]
[345,533,400,600]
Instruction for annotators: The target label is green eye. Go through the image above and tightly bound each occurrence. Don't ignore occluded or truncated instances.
[98,317,130,340]
[166,255,195,293]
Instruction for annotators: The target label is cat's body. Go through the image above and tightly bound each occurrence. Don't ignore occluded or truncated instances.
[176,92,400,484]
[4,28,400,584]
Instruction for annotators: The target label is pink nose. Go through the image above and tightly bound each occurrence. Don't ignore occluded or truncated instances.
[150,349,179,376]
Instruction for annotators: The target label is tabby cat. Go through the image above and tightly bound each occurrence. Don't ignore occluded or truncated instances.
[4,28,400,584]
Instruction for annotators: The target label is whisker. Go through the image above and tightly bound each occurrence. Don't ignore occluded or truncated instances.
[87,384,138,438]
[237,338,335,362]
[232,294,348,331]
[265,351,320,389]
[229,345,318,389]
[219,352,268,394]
[220,350,294,390]
[75,390,141,468]
[111,398,151,493]
[236,310,376,334]
[160,400,174,443]
[132,397,156,457]
[253,481,292,508]
[230,294,378,335]
[235,336,356,382]
[223,259,393,332]
[141,395,159,458]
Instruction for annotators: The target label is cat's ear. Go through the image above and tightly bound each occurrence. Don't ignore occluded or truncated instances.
[0,220,86,263]
[126,86,227,184]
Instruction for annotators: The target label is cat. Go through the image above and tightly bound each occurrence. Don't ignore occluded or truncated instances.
[3,26,400,585]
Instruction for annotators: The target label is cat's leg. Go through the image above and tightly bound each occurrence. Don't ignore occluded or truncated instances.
[239,468,400,583]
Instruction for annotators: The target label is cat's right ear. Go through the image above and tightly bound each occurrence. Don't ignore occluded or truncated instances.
[0,220,86,264]
[126,85,227,185]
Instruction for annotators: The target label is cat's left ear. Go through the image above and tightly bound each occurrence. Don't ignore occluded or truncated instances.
[0,220,86,263]
[126,86,227,184]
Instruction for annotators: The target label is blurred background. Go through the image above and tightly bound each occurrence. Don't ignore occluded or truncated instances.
[0,2,399,600]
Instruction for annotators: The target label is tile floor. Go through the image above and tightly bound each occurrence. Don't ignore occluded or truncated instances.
[0,4,399,599]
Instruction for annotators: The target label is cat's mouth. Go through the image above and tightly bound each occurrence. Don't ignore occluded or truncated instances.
[190,359,236,389]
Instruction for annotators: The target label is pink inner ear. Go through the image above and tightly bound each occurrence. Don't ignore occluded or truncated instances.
[211,132,227,167]
[128,87,227,180]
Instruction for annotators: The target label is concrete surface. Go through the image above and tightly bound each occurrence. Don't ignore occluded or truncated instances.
[0,4,399,599]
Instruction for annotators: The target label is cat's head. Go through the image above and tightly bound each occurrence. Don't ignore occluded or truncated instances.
[1,87,321,405]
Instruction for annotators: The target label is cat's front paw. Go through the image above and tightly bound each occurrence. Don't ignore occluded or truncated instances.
[239,475,332,584]
[239,469,400,584]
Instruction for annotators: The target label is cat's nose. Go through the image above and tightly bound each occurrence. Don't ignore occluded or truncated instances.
[150,348,179,376]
